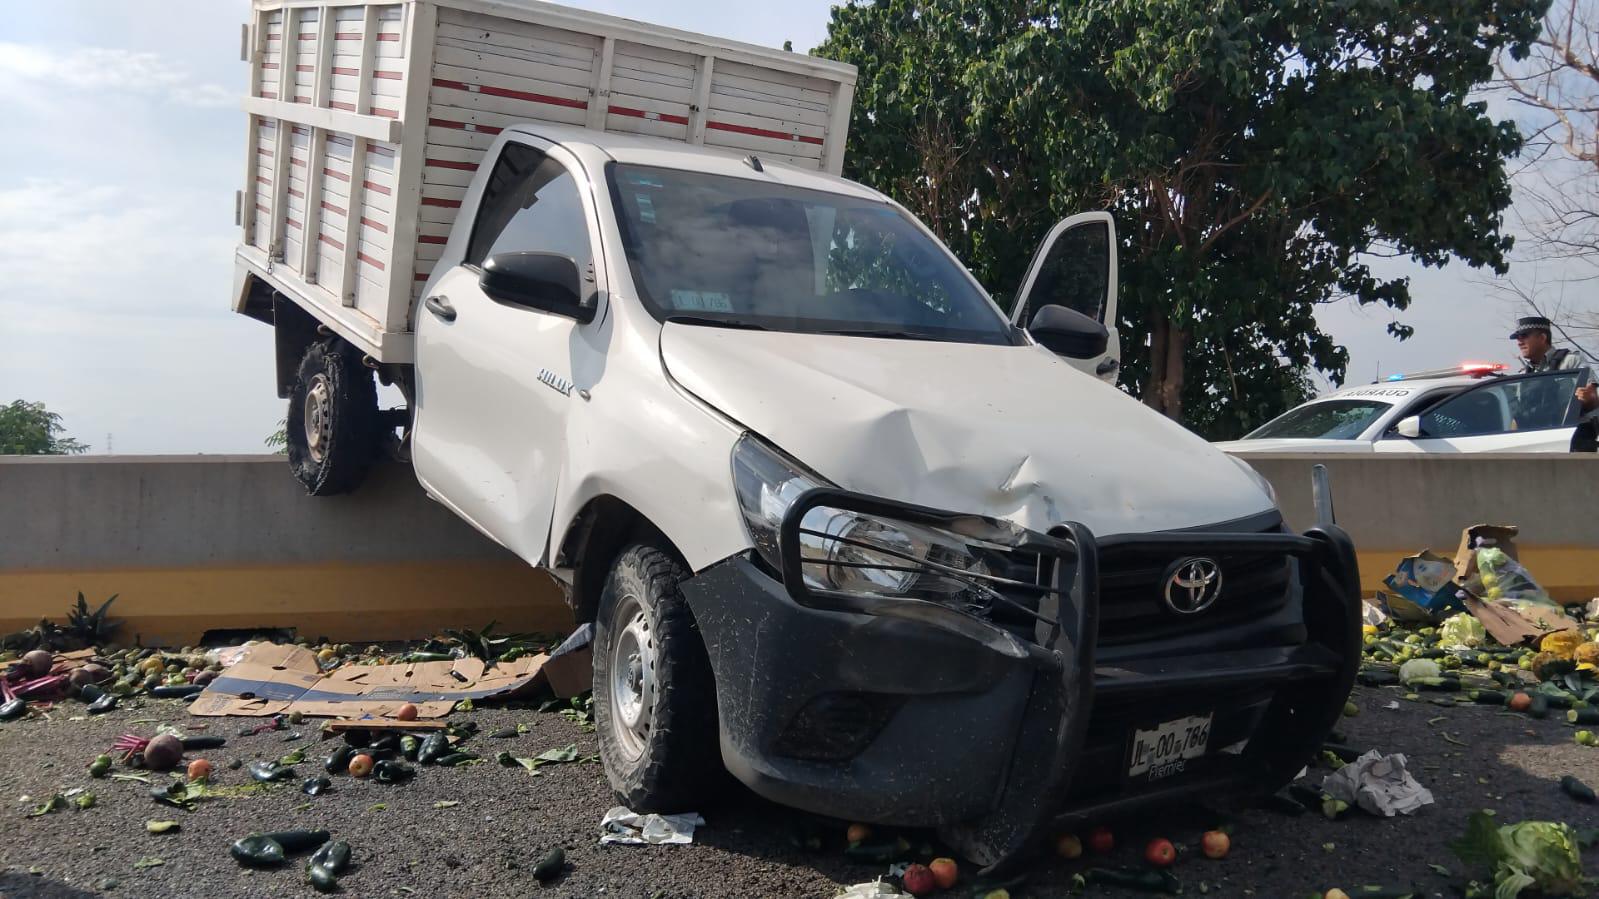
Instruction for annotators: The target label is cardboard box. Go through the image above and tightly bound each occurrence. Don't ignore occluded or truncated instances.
[188,643,548,719]
[1380,551,1463,621]
[1453,524,1519,583]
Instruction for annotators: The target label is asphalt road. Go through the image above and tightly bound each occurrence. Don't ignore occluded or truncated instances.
[1,684,1595,899]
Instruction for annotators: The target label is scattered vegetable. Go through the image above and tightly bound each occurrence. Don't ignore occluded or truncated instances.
[929,858,958,890]
[348,754,374,778]
[532,846,565,883]
[186,759,212,782]
[1559,775,1595,803]
[88,755,113,778]
[1450,810,1585,899]
[1200,830,1230,859]
[142,734,184,772]
[1144,838,1176,868]
[1088,825,1115,855]
[1056,833,1083,859]
[902,863,937,897]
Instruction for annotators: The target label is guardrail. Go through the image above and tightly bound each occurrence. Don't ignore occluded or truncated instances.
[1240,453,1599,604]
[0,456,564,645]
[2,453,1593,645]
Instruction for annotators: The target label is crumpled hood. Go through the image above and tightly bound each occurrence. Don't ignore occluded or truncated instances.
[661,324,1274,537]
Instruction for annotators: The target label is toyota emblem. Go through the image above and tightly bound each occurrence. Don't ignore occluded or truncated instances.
[1162,557,1222,614]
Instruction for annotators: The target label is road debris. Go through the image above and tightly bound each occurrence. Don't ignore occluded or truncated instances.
[599,806,705,845]
[1450,810,1585,898]
[1321,750,1434,817]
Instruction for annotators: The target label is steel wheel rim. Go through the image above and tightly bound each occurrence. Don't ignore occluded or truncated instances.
[303,373,332,464]
[608,593,655,762]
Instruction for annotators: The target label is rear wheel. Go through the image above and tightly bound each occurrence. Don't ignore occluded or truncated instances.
[592,543,722,811]
[286,337,377,495]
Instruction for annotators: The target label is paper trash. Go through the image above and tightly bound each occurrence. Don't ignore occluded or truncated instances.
[1381,552,1463,621]
[837,882,914,899]
[599,806,705,845]
[188,643,547,719]
[1322,749,1434,817]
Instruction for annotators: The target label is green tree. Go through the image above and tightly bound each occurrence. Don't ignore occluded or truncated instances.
[0,400,89,455]
[819,0,1547,438]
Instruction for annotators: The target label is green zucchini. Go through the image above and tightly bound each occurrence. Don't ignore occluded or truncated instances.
[533,846,565,882]
[260,829,330,853]
[434,752,477,767]
[1083,867,1181,893]
[418,732,448,765]
[325,745,354,775]
[308,840,352,875]
[1528,695,1550,719]
[150,684,204,698]
[181,735,226,750]
[1358,669,1399,687]
[1568,708,1599,725]
[307,864,339,893]
[1561,775,1596,803]
[231,834,287,867]
[249,761,294,782]
[373,759,414,783]
[1470,689,1506,705]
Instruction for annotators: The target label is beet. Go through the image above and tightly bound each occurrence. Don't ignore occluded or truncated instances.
[21,650,53,678]
[70,665,111,687]
[143,734,184,772]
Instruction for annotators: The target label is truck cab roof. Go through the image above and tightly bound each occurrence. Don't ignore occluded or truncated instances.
[505,123,891,204]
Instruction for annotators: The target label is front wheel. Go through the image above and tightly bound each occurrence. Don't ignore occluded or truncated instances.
[286,337,377,495]
[592,543,722,812]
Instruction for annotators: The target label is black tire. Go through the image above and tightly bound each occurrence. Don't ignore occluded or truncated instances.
[286,337,377,496]
[592,543,722,812]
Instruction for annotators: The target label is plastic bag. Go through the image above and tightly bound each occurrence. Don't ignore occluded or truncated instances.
[1464,548,1555,607]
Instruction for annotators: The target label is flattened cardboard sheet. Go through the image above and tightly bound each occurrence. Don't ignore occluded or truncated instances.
[189,643,548,719]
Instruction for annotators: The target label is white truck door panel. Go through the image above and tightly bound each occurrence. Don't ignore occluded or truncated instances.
[1010,212,1120,381]
[412,141,600,563]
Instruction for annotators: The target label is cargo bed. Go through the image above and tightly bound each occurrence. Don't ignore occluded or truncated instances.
[233,0,856,362]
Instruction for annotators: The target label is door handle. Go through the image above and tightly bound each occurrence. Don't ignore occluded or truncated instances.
[424,295,456,322]
[1096,357,1119,376]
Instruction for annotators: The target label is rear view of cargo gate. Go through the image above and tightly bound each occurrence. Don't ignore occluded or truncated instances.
[233,0,856,492]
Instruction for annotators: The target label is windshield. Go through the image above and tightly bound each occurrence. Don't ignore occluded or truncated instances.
[1245,400,1390,440]
[607,163,1014,344]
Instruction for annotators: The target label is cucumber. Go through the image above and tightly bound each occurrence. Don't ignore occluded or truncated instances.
[1358,669,1400,687]
[308,839,352,874]
[418,732,448,765]
[533,846,565,882]
[231,835,287,867]
[1561,775,1596,803]
[434,752,477,767]
[181,735,227,750]
[325,745,355,775]
[150,684,204,698]
[261,829,330,853]
[1470,690,1506,705]
[1568,707,1599,725]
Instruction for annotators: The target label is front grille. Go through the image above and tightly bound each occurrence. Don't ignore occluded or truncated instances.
[1093,534,1292,646]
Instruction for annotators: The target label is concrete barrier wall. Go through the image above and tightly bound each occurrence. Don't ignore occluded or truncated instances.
[2,454,1594,645]
[1241,453,1599,603]
[0,456,567,645]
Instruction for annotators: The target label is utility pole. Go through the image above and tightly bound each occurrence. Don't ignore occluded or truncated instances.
[106,433,113,454]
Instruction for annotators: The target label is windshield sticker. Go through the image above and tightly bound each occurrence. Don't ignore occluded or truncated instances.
[669,290,733,313]
[1341,387,1412,398]
[635,194,656,224]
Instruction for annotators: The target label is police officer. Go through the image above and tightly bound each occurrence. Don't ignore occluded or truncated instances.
[1510,315,1581,372]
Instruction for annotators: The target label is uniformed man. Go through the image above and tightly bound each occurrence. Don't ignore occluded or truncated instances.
[1510,315,1581,372]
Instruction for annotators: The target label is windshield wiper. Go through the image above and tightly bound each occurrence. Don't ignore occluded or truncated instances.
[816,327,943,341]
[664,314,771,331]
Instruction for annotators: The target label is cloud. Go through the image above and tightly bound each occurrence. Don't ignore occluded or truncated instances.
[0,42,234,109]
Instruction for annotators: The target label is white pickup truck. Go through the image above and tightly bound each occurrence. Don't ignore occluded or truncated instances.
[233,0,1360,869]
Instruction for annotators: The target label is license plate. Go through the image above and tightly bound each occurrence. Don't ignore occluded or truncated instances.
[1127,714,1212,781]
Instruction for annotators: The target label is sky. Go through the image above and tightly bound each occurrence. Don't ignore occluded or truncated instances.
[0,1,1580,454]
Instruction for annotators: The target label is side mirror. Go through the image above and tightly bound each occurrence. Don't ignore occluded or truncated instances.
[479,252,592,323]
[1395,415,1423,439]
[1027,304,1108,359]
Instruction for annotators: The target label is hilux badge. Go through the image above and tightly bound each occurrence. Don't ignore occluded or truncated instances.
[1163,558,1222,614]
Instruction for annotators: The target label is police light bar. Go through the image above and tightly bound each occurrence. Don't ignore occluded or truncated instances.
[1382,362,1507,383]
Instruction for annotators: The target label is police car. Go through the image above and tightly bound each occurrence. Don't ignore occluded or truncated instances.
[1217,362,1594,454]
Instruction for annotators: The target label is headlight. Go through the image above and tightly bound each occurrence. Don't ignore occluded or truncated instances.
[1229,454,1277,504]
[731,435,996,608]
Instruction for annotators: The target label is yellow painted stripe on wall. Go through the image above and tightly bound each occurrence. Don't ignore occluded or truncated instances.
[0,561,572,646]
[1356,547,1597,605]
